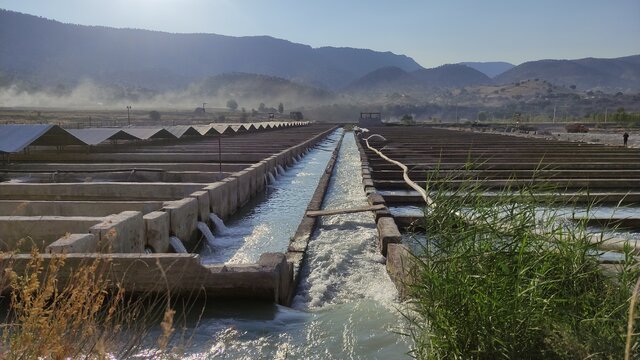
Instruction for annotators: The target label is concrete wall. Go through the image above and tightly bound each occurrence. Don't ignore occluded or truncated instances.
[0,252,294,305]
[89,211,146,253]
[0,216,104,252]
[162,198,198,245]
[0,200,162,217]
[0,183,205,201]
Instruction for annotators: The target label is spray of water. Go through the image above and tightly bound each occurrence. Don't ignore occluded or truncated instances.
[169,236,188,253]
[208,214,229,235]
[197,221,216,247]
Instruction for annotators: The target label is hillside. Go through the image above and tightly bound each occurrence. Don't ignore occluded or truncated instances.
[459,61,515,78]
[0,9,423,90]
[495,55,640,92]
[345,64,492,93]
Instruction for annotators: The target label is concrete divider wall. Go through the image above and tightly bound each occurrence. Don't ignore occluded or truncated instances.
[0,216,105,252]
[162,198,198,244]
[0,200,163,217]
[0,183,205,201]
[354,131,407,292]
[89,211,146,253]
[189,191,211,223]
[204,182,231,220]
[144,211,170,253]
[47,233,97,254]
[0,252,293,304]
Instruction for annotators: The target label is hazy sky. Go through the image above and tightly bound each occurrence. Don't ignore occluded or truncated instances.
[1,0,638,67]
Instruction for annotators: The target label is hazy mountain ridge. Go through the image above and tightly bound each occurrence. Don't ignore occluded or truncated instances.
[0,9,423,90]
[459,62,515,78]
[345,64,492,92]
[496,55,640,92]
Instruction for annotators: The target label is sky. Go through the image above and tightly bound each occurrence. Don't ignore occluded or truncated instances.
[0,0,638,68]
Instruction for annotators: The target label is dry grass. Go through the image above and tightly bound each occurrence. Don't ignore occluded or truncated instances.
[0,246,188,358]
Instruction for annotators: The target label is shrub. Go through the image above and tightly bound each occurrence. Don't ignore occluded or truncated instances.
[0,248,194,358]
[405,173,639,359]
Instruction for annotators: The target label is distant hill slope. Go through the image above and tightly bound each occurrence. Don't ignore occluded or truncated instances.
[459,62,515,78]
[495,55,640,92]
[193,72,334,104]
[0,9,423,90]
[345,64,492,92]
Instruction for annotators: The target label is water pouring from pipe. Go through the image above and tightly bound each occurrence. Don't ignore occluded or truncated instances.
[197,221,216,247]
[169,236,188,253]
[209,214,229,235]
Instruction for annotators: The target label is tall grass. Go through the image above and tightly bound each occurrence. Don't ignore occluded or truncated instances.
[0,247,197,358]
[405,174,640,359]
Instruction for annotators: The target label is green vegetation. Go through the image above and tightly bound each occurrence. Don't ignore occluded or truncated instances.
[226,99,238,111]
[405,176,640,359]
[149,110,161,121]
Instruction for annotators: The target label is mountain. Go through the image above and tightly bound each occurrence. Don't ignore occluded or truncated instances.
[495,55,640,92]
[459,62,515,78]
[412,64,493,88]
[0,9,423,90]
[345,66,412,90]
[345,64,492,92]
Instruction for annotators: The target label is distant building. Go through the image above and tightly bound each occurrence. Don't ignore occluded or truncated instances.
[289,111,304,120]
[359,112,382,127]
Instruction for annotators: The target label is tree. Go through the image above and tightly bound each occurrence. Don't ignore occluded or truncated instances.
[401,114,415,125]
[258,103,266,112]
[477,111,488,122]
[278,103,284,114]
[240,107,247,121]
[149,110,161,121]
[226,99,238,111]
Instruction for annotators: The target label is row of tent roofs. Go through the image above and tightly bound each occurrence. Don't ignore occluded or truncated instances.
[0,121,309,153]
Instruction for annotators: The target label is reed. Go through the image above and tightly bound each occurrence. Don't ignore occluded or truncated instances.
[404,172,640,359]
[0,246,196,358]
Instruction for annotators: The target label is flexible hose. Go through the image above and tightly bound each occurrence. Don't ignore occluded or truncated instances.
[363,133,433,206]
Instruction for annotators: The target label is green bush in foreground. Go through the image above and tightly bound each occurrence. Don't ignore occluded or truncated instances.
[405,179,640,359]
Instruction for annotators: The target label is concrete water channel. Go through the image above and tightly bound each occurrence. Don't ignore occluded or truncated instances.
[0,122,414,357]
[0,122,339,304]
[9,121,639,357]
[356,126,640,290]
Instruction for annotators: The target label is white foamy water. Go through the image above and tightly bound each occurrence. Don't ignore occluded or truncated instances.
[197,221,216,248]
[209,213,229,235]
[154,132,412,359]
[200,130,343,264]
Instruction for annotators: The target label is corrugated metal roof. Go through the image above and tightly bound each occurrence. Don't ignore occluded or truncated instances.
[165,125,201,138]
[0,124,86,153]
[122,127,178,140]
[67,128,140,145]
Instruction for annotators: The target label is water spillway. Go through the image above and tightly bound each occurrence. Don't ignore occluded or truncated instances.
[200,130,344,264]
[0,123,336,303]
[175,132,411,358]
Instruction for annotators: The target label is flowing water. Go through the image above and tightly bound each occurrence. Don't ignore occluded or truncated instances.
[209,213,229,235]
[169,236,187,253]
[165,132,412,359]
[197,221,216,248]
[200,130,343,264]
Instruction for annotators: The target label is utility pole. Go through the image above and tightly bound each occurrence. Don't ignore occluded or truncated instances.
[202,103,207,113]
[605,108,608,123]
[126,105,131,126]
[552,106,556,123]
